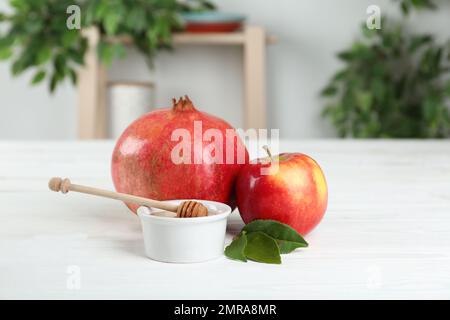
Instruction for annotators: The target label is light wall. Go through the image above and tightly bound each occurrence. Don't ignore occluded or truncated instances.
[1,0,450,139]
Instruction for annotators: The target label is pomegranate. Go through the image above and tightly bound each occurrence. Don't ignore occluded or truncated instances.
[111,96,248,212]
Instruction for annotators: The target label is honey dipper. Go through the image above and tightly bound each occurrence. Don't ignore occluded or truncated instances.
[48,177,208,218]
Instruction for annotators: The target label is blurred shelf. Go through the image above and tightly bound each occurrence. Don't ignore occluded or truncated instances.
[108,30,277,46]
[78,26,274,139]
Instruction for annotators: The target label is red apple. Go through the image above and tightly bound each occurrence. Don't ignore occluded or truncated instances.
[111,96,248,212]
[236,148,328,235]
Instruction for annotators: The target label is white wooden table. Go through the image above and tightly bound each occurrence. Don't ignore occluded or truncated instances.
[1,140,450,299]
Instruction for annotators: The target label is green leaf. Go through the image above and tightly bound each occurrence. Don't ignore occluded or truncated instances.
[24,19,43,34]
[97,42,126,65]
[445,81,450,96]
[68,68,77,85]
[97,41,114,65]
[31,70,46,84]
[0,47,12,60]
[54,54,66,77]
[94,1,108,20]
[244,232,281,264]
[10,0,27,10]
[337,50,354,61]
[49,72,59,93]
[103,12,121,35]
[36,47,51,65]
[371,78,386,101]
[243,220,308,254]
[321,85,338,97]
[332,69,348,82]
[0,12,7,22]
[0,36,14,50]
[355,91,373,112]
[62,30,78,48]
[11,59,25,75]
[401,2,410,15]
[126,7,147,31]
[224,231,247,262]
[409,35,433,52]
[67,48,84,65]
[423,96,439,122]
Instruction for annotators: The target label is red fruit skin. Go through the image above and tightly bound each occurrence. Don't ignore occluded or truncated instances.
[111,97,248,212]
[236,153,328,235]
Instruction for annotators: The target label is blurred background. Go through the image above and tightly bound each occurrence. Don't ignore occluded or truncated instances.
[1,0,449,140]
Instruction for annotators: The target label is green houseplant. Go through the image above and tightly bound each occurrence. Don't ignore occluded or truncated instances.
[0,0,215,92]
[395,0,436,14]
[322,0,450,138]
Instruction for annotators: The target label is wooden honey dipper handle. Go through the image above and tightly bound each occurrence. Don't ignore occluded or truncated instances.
[48,177,208,218]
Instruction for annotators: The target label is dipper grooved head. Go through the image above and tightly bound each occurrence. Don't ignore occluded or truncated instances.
[177,201,208,218]
[48,177,71,193]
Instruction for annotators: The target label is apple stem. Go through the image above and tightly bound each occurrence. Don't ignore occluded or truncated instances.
[263,145,272,162]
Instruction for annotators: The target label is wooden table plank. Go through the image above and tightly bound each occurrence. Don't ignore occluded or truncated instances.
[1,140,450,299]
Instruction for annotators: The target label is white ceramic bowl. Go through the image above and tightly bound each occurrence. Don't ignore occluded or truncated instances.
[137,200,232,263]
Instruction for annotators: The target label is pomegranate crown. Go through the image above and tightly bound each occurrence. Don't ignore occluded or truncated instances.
[172,95,196,112]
